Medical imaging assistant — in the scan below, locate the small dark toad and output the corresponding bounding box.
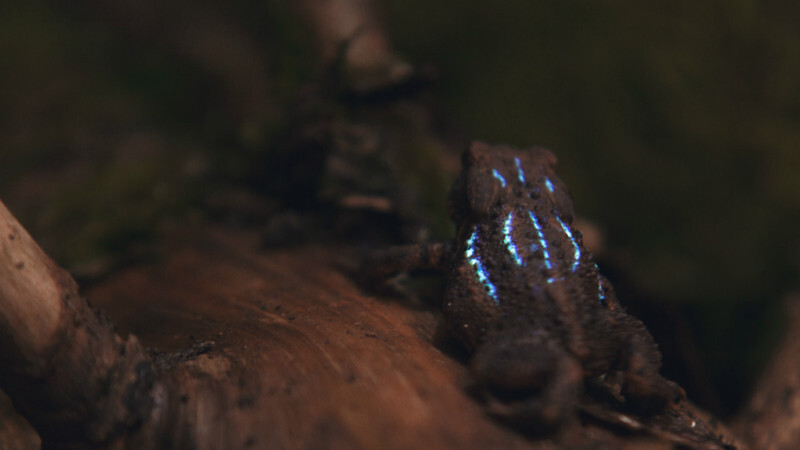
[364,142,684,428]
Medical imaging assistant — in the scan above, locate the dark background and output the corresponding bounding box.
[2,0,799,418]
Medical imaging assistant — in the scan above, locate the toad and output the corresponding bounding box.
[364,142,685,428]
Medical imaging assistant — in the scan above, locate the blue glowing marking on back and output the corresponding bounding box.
[514,157,526,184]
[555,216,581,272]
[594,263,606,304]
[529,211,556,283]
[503,211,523,266]
[492,169,507,188]
[466,228,499,302]
[544,177,555,194]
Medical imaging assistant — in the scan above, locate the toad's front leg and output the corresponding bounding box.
[359,242,453,281]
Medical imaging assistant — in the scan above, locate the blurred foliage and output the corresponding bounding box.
[0,0,318,274]
[1,0,799,415]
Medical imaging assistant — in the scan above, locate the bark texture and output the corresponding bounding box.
[0,200,154,446]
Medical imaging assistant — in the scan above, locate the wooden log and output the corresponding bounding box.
[84,228,539,449]
[0,199,154,446]
[0,198,537,448]
[0,199,738,448]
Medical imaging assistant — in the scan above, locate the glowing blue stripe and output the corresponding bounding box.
[514,157,526,184]
[503,211,523,266]
[529,211,555,283]
[594,263,606,304]
[555,216,581,272]
[544,177,555,194]
[492,169,507,188]
[466,228,498,302]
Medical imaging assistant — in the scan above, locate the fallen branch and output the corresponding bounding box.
[0,199,153,446]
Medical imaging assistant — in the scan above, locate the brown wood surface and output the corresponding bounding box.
[85,228,540,449]
[0,201,744,449]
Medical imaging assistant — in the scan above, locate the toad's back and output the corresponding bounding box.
[443,143,625,364]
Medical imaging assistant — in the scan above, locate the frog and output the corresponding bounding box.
[362,141,685,429]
